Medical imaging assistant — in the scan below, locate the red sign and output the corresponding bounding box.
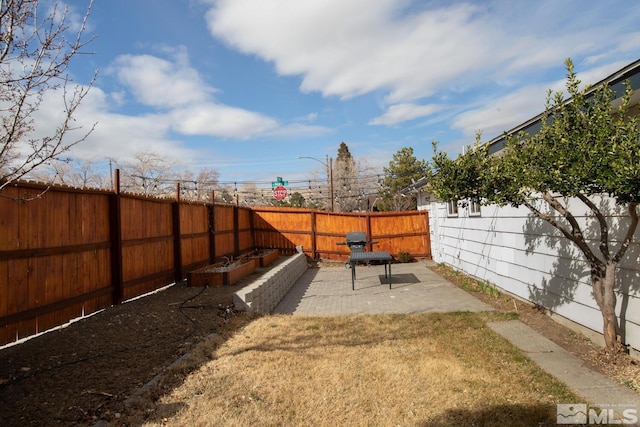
[273,185,288,200]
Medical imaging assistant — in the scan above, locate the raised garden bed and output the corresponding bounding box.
[249,249,280,268]
[187,258,257,287]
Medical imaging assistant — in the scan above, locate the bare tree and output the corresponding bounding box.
[304,170,331,210]
[175,167,220,201]
[235,182,258,206]
[29,157,108,188]
[118,151,177,196]
[0,0,96,192]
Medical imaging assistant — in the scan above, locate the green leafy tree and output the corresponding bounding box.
[287,192,305,207]
[428,59,640,351]
[379,147,429,211]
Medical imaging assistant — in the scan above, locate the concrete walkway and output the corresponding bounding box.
[488,320,640,420]
[274,262,639,420]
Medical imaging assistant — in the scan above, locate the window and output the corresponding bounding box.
[447,200,459,217]
[469,200,481,217]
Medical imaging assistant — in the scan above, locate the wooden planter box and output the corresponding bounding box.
[187,259,257,287]
[249,249,280,268]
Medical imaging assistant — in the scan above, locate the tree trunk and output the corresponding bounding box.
[592,261,619,351]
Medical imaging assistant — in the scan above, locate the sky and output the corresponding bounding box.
[40,0,640,188]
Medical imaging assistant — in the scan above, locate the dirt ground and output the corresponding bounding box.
[0,274,260,427]
[0,261,638,426]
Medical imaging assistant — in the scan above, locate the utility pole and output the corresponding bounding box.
[299,156,334,212]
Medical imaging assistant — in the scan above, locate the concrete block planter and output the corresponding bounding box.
[233,251,308,313]
[187,258,257,287]
[249,249,280,268]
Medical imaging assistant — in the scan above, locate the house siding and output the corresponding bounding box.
[427,198,640,352]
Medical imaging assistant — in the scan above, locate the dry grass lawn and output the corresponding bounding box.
[143,312,582,426]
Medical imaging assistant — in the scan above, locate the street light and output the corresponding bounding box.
[299,156,334,212]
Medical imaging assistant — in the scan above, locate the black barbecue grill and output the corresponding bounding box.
[344,231,369,252]
[341,231,393,290]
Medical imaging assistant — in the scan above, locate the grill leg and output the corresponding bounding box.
[351,261,356,290]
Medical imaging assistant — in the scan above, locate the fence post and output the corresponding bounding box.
[233,205,240,257]
[109,169,124,304]
[172,183,183,283]
[250,207,256,251]
[208,190,216,263]
[311,211,317,259]
[366,213,374,252]
[424,210,432,259]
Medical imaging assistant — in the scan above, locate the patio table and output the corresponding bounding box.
[349,250,393,290]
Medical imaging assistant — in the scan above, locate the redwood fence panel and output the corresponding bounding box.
[0,180,430,346]
[120,195,175,300]
[179,202,210,274]
[252,207,314,254]
[251,207,431,260]
[0,184,113,346]
[314,211,369,259]
[237,207,254,256]
[213,204,237,259]
[369,211,431,257]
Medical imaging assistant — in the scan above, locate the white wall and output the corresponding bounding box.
[426,197,640,352]
[416,190,431,211]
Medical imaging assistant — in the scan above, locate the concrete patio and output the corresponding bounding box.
[274,262,493,315]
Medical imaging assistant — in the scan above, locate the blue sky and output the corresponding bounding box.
[52,0,640,185]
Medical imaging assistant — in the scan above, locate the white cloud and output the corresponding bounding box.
[111,53,213,108]
[206,0,496,103]
[27,84,193,162]
[52,1,93,33]
[75,113,194,161]
[71,91,194,161]
[452,85,550,139]
[574,61,634,89]
[205,0,640,119]
[296,112,318,122]
[170,103,278,139]
[264,123,332,138]
[451,60,631,140]
[50,49,333,162]
[616,32,640,55]
[369,103,444,126]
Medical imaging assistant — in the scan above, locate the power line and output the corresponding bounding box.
[124,173,383,188]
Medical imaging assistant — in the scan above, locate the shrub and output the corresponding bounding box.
[397,251,414,263]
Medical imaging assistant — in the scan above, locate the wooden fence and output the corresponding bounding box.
[0,181,430,346]
[252,207,431,260]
